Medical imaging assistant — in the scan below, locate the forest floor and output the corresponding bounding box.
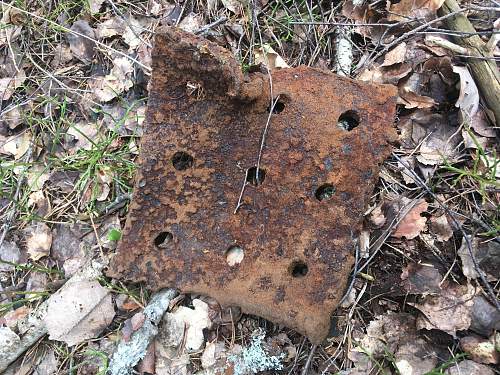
[0,0,499,374]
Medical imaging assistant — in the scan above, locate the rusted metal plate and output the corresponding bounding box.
[108,27,397,344]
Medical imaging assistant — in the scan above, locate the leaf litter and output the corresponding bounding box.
[0,0,499,373]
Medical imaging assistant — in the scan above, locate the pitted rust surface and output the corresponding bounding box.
[108,27,398,344]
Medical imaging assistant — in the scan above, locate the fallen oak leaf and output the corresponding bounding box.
[392,199,428,239]
[44,280,115,346]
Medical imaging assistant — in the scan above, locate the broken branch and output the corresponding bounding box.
[108,288,178,375]
[438,0,500,124]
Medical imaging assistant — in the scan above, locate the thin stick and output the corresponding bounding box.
[300,344,317,375]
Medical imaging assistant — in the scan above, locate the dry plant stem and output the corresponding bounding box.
[108,288,178,375]
[300,344,317,375]
[393,153,500,310]
[0,260,106,372]
[439,0,500,124]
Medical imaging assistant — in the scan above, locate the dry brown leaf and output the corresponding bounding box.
[89,0,105,14]
[429,214,453,242]
[44,280,115,346]
[470,296,500,337]
[415,118,461,166]
[24,222,52,261]
[0,8,23,47]
[413,283,476,336]
[392,199,428,239]
[445,360,494,375]
[3,306,30,329]
[398,89,436,109]
[178,12,203,33]
[357,63,412,85]
[122,16,145,51]
[0,106,23,130]
[0,131,31,159]
[51,223,91,274]
[51,44,74,68]
[381,42,407,67]
[90,57,134,102]
[368,204,386,228]
[457,236,479,280]
[221,0,243,14]
[255,44,289,70]
[101,101,146,136]
[27,164,50,191]
[0,240,21,272]
[33,349,59,375]
[67,20,96,64]
[401,262,443,295]
[388,0,445,22]
[0,68,26,101]
[162,299,212,352]
[95,17,125,38]
[66,122,100,151]
[351,313,437,374]
[460,335,499,364]
[470,110,496,138]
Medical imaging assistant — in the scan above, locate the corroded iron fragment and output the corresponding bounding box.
[108,27,397,344]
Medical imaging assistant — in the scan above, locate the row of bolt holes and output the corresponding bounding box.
[157,103,361,277]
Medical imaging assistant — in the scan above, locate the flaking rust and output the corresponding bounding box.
[108,27,397,344]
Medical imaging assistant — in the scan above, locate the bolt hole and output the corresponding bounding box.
[172,151,193,170]
[290,260,308,278]
[246,167,266,186]
[315,183,336,201]
[154,232,173,248]
[225,246,244,266]
[337,110,360,131]
[267,97,285,114]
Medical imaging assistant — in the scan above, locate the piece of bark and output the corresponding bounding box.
[439,0,500,124]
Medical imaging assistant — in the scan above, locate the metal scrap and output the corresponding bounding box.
[108,27,397,344]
